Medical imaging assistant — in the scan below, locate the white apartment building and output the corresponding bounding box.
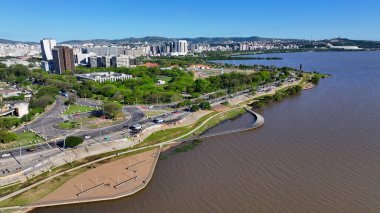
[178,40,188,55]
[40,38,57,60]
[114,55,134,68]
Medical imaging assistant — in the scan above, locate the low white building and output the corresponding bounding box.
[157,80,166,85]
[13,102,29,117]
[76,72,133,83]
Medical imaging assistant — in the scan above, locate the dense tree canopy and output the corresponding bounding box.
[0,130,17,143]
[0,62,295,107]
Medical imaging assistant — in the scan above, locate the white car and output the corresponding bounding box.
[1,153,11,158]
[84,135,91,139]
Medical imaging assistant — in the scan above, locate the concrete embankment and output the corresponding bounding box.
[174,106,264,142]
[244,106,265,128]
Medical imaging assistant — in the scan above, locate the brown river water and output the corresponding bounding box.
[34,51,380,213]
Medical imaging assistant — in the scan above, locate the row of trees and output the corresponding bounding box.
[190,101,211,112]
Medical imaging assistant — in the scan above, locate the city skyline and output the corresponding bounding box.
[1,0,380,41]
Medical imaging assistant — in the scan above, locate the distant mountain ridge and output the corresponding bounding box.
[0,39,38,45]
[60,36,302,45]
[0,36,300,45]
[1,37,379,49]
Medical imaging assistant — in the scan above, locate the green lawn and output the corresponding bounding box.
[139,111,218,147]
[0,131,44,150]
[57,121,80,129]
[63,104,95,115]
[189,107,246,137]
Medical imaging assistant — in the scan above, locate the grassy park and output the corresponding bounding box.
[0,131,44,150]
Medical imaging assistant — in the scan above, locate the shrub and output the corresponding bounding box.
[64,136,84,148]
[310,75,321,84]
[190,104,200,112]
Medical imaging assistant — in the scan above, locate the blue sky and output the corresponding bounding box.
[1,0,379,42]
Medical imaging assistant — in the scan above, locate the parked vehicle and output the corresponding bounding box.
[153,118,164,124]
[1,153,11,158]
[26,148,35,152]
[130,124,142,131]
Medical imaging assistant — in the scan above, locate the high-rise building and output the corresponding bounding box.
[102,56,112,67]
[52,46,75,75]
[88,56,98,68]
[178,40,188,55]
[40,38,56,61]
[112,55,135,68]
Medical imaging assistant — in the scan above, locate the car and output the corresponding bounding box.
[84,135,91,139]
[130,124,142,131]
[26,148,35,152]
[153,118,164,124]
[1,153,11,158]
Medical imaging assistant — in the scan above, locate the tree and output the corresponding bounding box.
[0,117,21,129]
[0,130,17,143]
[65,94,77,105]
[103,102,122,119]
[190,104,200,112]
[64,136,84,148]
[310,75,321,84]
[30,95,54,109]
[0,94,3,109]
[199,101,211,110]
[36,86,60,98]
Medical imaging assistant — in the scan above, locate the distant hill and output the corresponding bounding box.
[61,36,302,45]
[1,36,379,49]
[323,38,380,49]
[0,39,38,45]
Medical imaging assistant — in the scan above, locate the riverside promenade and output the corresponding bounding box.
[29,147,161,208]
[29,107,263,208]
[0,107,264,212]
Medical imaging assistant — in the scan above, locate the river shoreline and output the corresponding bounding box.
[0,74,319,211]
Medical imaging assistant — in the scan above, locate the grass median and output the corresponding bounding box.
[1,132,44,150]
[137,111,218,148]
[187,107,247,138]
[63,104,95,115]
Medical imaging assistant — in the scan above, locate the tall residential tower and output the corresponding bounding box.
[52,46,75,75]
[178,40,188,56]
[40,38,56,61]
